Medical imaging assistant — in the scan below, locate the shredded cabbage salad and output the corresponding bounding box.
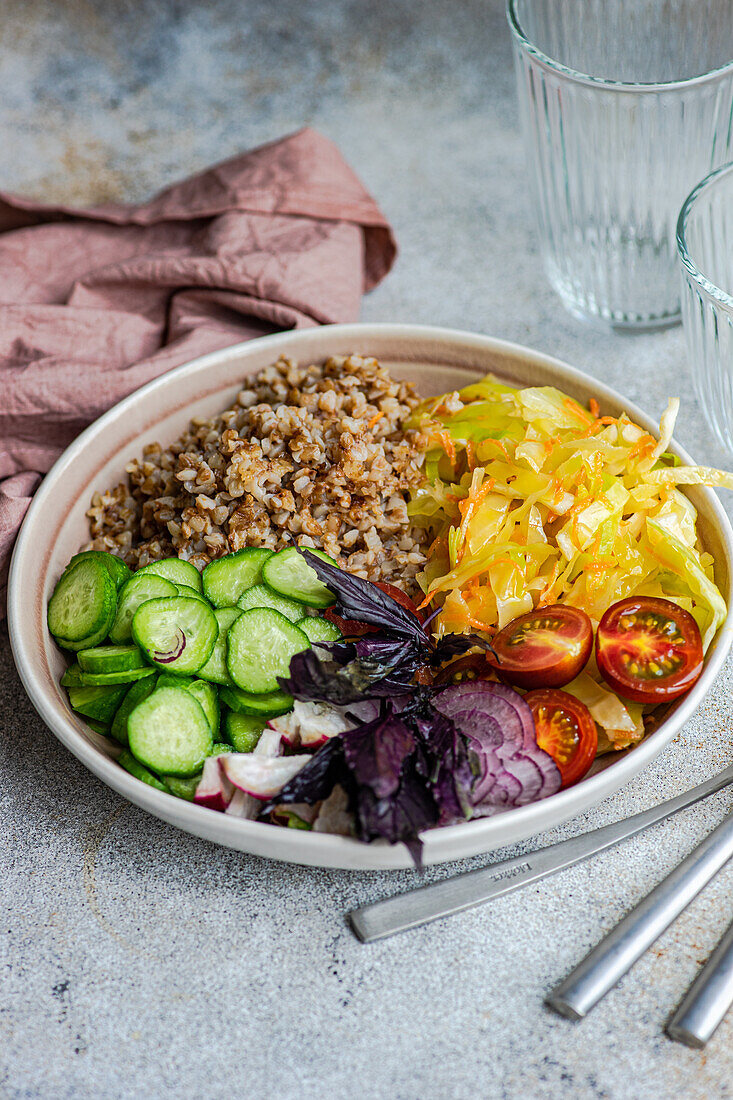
[407,377,732,752]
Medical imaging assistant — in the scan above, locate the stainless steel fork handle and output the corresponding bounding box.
[666,915,733,1048]
[546,813,733,1020]
[348,764,733,944]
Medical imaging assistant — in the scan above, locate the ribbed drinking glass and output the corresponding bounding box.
[507,0,733,330]
[678,163,733,455]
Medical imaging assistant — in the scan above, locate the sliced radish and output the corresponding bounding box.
[194,755,234,811]
[254,727,282,756]
[225,788,261,819]
[270,801,318,826]
[269,700,378,748]
[222,754,312,800]
[313,785,353,835]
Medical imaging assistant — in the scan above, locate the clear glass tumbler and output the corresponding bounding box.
[507,0,733,330]
[678,163,733,455]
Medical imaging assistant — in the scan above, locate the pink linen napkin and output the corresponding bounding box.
[0,127,396,606]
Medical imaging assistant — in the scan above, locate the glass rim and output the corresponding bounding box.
[507,0,733,92]
[677,162,733,309]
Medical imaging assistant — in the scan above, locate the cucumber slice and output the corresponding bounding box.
[211,742,233,755]
[224,711,265,752]
[84,717,111,736]
[187,680,220,737]
[55,619,118,653]
[128,687,213,776]
[65,550,132,591]
[162,773,200,801]
[220,685,293,718]
[174,583,210,604]
[48,559,117,643]
[296,616,342,644]
[137,557,203,591]
[196,606,241,685]
[261,547,337,608]
[226,608,309,693]
[79,667,156,686]
[202,548,273,608]
[67,682,128,724]
[109,573,178,644]
[110,674,158,746]
[237,583,305,623]
[78,645,147,675]
[155,673,194,689]
[61,663,83,688]
[132,597,218,674]
[118,749,170,793]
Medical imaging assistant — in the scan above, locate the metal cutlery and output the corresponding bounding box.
[348,763,733,944]
[546,811,733,1020]
[666,915,733,1048]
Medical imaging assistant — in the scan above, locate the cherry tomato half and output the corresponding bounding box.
[325,580,423,637]
[524,688,598,788]
[433,653,498,686]
[595,596,703,705]
[487,604,593,690]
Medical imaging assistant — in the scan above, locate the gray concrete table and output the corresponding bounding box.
[2,2,732,1097]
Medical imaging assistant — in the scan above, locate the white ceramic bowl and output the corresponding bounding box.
[9,324,733,869]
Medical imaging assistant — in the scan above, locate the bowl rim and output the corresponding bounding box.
[9,322,733,870]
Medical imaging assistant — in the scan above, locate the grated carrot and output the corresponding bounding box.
[439,431,456,464]
[563,397,594,426]
[367,410,384,431]
[589,398,600,419]
[466,441,476,470]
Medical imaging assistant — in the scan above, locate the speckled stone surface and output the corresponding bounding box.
[2,2,733,1097]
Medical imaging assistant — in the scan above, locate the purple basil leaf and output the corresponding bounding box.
[299,549,430,645]
[263,736,346,811]
[353,758,438,867]
[409,701,475,822]
[431,632,498,663]
[277,648,372,704]
[342,713,415,799]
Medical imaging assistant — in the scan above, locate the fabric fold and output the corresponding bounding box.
[0,127,397,605]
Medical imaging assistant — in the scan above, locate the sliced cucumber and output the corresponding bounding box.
[162,773,200,801]
[220,685,293,718]
[211,742,233,755]
[187,680,220,737]
[161,745,229,800]
[48,559,117,643]
[67,682,128,724]
[78,645,147,675]
[118,749,170,793]
[174,583,210,604]
[110,674,158,746]
[202,548,273,608]
[137,556,203,591]
[84,717,111,736]
[61,663,83,688]
[109,573,178,644]
[261,547,337,608]
[132,597,218,675]
[224,711,265,753]
[65,550,132,591]
[153,674,218,733]
[226,608,309,693]
[128,687,213,776]
[237,583,305,623]
[159,671,196,686]
[196,606,240,685]
[296,616,342,644]
[79,667,156,686]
